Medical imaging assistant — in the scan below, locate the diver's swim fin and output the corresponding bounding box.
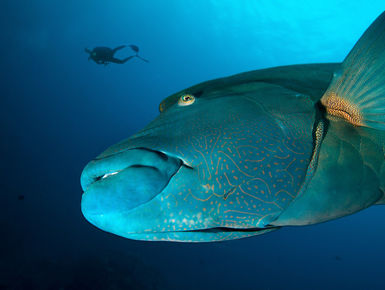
[321,11,385,130]
[135,54,149,63]
[128,44,149,62]
[129,44,139,53]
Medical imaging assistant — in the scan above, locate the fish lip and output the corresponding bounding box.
[81,147,188,193]
[131,226,275,235]
[119,226,279,241]
[95,146,193,168]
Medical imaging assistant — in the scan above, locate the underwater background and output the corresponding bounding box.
[1,1,385,289]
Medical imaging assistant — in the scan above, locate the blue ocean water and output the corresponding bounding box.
[1,1,385,289]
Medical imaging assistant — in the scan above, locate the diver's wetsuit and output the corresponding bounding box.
[85,45,135,65]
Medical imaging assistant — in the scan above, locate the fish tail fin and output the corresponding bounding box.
[321,11,385,130]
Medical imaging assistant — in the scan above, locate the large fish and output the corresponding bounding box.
[80,12,385,242]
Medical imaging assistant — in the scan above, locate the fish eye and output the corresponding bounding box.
[178,94,195,106]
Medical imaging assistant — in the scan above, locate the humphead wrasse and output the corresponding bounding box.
[80,12,385,242]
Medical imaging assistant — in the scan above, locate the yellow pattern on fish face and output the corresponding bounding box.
[151,94,315,231]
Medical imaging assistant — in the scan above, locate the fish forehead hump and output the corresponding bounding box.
[99,63,338,160]
[160,63,338,112]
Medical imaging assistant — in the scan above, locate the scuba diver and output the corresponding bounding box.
[85,45,149,65]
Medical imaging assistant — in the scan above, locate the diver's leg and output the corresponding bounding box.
[110,56,135,64]
[111,45,126,54]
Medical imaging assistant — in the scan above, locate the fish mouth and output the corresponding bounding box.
[81,147,184,193]
[80,148,183,216]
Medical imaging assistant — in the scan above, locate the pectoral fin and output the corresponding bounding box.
[321,11,385,130]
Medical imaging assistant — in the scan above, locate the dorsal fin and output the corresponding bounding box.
[321,11,385,130]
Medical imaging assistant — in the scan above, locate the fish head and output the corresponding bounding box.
[81,77,317,242]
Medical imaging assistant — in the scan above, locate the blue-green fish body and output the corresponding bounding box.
[80,12,385,242]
